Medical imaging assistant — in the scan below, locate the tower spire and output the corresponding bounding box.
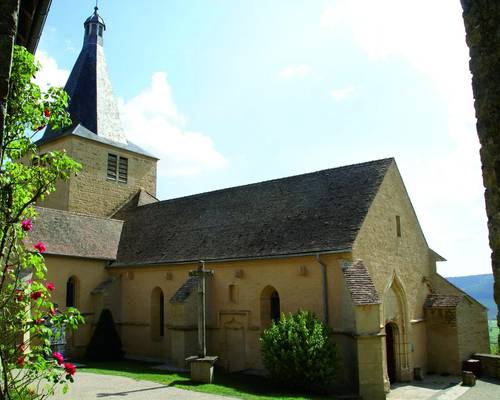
[38,6,127,144]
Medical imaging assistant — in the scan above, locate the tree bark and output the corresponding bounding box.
[461,0,500,347]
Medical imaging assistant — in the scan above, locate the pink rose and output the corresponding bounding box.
[21,219,32,231]
[64,362,76,376]
[53,352,64,365]
[45,282,55,291]
[34,242,46,253]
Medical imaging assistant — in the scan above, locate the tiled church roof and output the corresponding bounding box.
[170,276,199,304]
[29,207,123,260]
[424,294,463,308]
[113,158,394,267]
[342,260,381,305]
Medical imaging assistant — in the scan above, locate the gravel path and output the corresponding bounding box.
[457,378,500,400]
[50,372,238,400]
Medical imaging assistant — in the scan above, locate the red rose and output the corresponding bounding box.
[30,290,42,300]
[45,282,55,291]
[64,362,76,376]
[44,108,51,118]
[53,352,64,365]
[21,219,32,231]
[34,241,46,253]
[16,356,25,368]
[15,290,24,302]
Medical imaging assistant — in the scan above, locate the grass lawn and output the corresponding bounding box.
[489,320,499,354]
[79,360,330,400]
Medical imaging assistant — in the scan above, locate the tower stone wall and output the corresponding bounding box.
[461,0,500,338]
[38,136,156,217]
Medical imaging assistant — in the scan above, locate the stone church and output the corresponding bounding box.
[30,7,489,400]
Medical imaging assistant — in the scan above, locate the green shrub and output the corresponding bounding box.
[260,310,338,393]
[86,309,124,361]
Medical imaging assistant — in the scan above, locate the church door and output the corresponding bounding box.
[224,324,246,372]
[385,323,396,384]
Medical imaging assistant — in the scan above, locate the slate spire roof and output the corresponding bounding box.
[113,158,394,267]
[36,6,155,158]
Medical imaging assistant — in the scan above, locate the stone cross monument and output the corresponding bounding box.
[189,260,213,357]
[186,260,218,382]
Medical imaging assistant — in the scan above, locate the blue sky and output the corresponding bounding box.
[36,0,490,277]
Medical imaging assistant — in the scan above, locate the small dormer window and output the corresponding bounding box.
[107,153,128,183]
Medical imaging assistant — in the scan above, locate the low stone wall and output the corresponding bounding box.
[472,353,500,379]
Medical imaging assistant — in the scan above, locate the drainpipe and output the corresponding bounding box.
[315,254,329,325]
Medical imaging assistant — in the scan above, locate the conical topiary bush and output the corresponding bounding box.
[86,309,124,361]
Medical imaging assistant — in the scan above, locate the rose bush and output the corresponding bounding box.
[260,310,338,394]
[0,45,84,399]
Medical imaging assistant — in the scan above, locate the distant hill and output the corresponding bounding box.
[447,274,497,319]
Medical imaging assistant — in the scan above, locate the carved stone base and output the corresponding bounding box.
[186,356,218,383]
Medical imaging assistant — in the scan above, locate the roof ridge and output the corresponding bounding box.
[148,157,395,208]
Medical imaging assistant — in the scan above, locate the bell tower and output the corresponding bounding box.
[36,7,158,218]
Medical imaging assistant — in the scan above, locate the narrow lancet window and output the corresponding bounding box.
[396,215,401,238]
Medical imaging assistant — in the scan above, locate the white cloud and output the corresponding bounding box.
[119,72,228,177]
[331,86,357,102]
[34,50,69,91]
[279,64,311,79]
[320,0,489,276]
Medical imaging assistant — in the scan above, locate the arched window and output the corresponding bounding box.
[270,290,280,322]
[260,286,280,329]
[159,291,164,337]
[151,287,165,340]
[66,276,78,307]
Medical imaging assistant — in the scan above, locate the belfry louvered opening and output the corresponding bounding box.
[107,154,117,180]
[107,153,128,183]
[118,157,128,183]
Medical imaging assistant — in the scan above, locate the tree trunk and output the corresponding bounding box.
[461,0,500,348]
[0,0,20,161]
